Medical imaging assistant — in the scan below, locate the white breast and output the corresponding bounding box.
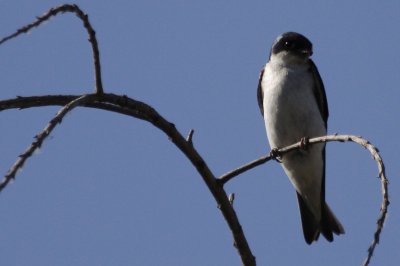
[261,60,326,149]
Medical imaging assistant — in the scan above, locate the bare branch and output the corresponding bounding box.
[0,93,256,266]
[218,134,389,266]
[0,4,103,95]
[0,94,93,191]
[0,94,146,121]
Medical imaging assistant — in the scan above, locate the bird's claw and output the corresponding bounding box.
[270,148,282,163]
[300,137,310,150]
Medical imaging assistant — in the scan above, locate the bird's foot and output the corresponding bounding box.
[300,137,310,150]
[270,148,282,163]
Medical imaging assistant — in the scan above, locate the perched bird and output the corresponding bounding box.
[257,32,345,244]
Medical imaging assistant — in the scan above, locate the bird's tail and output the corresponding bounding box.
[296,192,345,244]
[320,202,345,242]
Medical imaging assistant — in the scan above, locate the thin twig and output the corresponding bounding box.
[186,129,194,144]
[0,94,92,191]
[218,154,272,185]
[0,4,103,95]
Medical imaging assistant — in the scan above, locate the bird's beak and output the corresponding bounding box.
[301,50,313,56]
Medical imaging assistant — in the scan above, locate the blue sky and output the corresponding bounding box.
[1,1,399,265]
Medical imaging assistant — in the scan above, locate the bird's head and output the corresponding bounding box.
[270,32,313,65]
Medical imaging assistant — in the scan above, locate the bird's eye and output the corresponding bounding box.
[284,41,293,48]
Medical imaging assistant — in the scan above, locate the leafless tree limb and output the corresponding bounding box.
[218,134,389,266]
[0,4,103,95]
[0,4,389,266]
[0,93,257,266]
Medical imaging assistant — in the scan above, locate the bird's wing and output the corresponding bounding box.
[309,59,329,127]
[257,65,266,116]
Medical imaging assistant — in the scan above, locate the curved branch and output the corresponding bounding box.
[0,94,256,266]
[0,4,103,94]
[218,134,388,266]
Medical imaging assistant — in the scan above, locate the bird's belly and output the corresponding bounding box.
[262,74,326,149]
[261,67,327,215]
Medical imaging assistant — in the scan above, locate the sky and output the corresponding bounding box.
[0,1,399,265]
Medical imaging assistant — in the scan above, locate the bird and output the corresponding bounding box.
[257,32,345,244]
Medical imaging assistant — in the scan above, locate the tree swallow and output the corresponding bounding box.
[257,32,345,244]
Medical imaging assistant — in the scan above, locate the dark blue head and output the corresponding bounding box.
[271,32,313,58]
